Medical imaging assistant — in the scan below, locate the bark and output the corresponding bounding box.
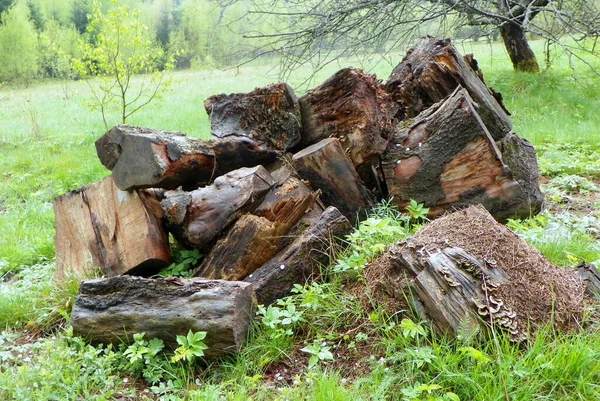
[500,23,541,73]
[381,88,539,222]
[292,138,374,222]
[575,262,600,299]
[71,276,256,358]
[161,166,276,250]
[245,206,352,305]
[386,37,512,140]
[299,68,395,167]
[95,125,215,191]
[53,176,170,280]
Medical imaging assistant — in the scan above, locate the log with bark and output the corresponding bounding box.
[386,37,512,141]
[245,206,352,305]
[161,166,276,250]
[53,176,170,280]
[71,276,257,358]
[292,138,374,222]
[299,68,395,168]
[95,125,216,191]
[381,87,541,221]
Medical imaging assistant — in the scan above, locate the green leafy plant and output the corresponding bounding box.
[158,248,202,278]
[300,340,334,368]
[400,382,460,401]
[545,174,600,194]
[405,199,430,222]
[171,330,208,363]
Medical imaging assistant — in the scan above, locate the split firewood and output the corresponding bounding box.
[299,68,395,167]
[292,138,374,222]
[245,206,352,305]
[71,276,257,359]
[381,87,540,221]
[161,166,276,250]
[53,176,170,280]
[386,37,512,140]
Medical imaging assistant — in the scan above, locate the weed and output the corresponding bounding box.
[157,248,202,278]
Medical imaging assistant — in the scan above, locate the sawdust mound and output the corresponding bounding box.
[364,205,585,338]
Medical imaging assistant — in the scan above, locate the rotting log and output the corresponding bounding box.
[71,276,257,358]
[53,176,170,280]
[299,68,395,167]
[381,87,541,221]
[292,138,374,222]
[575,262,600,299]
[386,37,512,140]
[161,166,276,250]
[245,206,352,305]
[95,125,216,191]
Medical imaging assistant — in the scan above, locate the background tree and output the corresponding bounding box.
[242,0,600,74]
[0,1,39,86]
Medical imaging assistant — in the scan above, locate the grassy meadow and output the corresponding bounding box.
[1,39,600,400]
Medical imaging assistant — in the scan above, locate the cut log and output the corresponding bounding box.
[53,176,170,280]
[71,276,256,358]
[575,262,600,299]
[365,205,584,340]
[386,37,512,140]
[381,87,540,221]
[245,206,352,305]
[292,138,374,222]
[161,166,276,249]
[299,68,395,167]
[95,125,216,191]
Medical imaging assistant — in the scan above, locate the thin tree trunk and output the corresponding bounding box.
[500,23,540,73]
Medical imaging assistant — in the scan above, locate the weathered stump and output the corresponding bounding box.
[71,276,257,358]
[53,176,170,280]
[299,68,395,167]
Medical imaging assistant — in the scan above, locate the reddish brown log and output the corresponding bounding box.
[292,138,374,222]
[95,125,215,191]
[53,176,170,280]
[386,37,512,140]
[381,88,541,221]
[161,166,276,250]
[245,206,352,305]
[299,68,395,167]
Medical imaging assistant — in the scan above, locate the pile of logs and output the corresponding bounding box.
[56,37,546,356]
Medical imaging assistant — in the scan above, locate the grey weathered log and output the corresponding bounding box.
[386,37,512,141]
[381,87,540,221]
[292,138,374,222]
[299,68,395,167]
[53,176,170,280]
[245,206,352,305]
[575,262,600,299]
[95,125,216,191]
[161,166,276,249]
[71,276,257,358]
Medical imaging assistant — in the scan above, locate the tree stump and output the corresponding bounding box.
[53,176,170,280]
[245,206,352,305]
[292,138,374,222]
[386,37,512,140]
[71,276,257,358]
[161,166,276,249]
[299,68,395,167]
[95,125,216,191]
[381,87,540,221]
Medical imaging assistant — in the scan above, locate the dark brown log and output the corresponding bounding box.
[161,166,276,249]
[245,206,352,305]
[381,87,539,221]
[386,37,512,140]
[292,138,374,222]
[95,125,216,191]
[53,176,170,280]
[71,276,256,358]
[299,68,395,167]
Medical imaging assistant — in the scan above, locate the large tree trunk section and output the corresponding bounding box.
[95,125,215,191]
[500,23,540,73]
[386,37,512,140]
[245,206,352,305]
[53,176,170,280]
[71,276,256,358]
[365,205,584,341]
[299,68,395,167]
[381,88,539,221]
[292,138,374,222]
[161,166,276,250]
